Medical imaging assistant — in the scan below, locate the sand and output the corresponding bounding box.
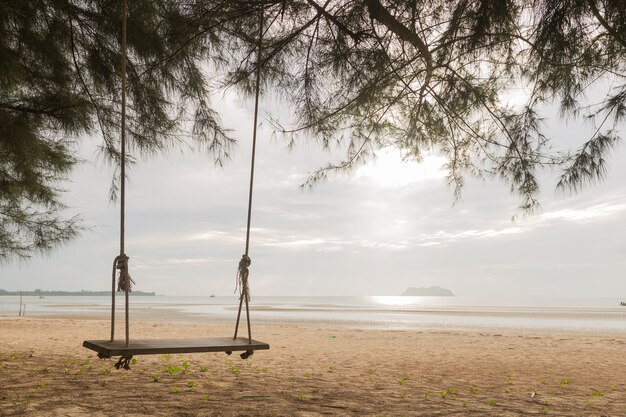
[1,317,625,416]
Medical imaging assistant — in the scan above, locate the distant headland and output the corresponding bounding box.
[0,289,156,296]
[401,286,455,296]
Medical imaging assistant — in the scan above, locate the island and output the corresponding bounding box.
[0,289,156,296]
[401,286,455,296]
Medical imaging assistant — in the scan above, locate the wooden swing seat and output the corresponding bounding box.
[83,337,269,358]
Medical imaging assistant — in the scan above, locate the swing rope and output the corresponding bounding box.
[109,0,264,349]
[110,0,131,347]
[234,0,265,344]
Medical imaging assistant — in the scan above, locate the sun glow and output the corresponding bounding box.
[356,147,447,188]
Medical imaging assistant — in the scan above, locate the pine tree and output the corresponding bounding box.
[0,0,233,262]
[190,0,625,210]
[2,0,625,261]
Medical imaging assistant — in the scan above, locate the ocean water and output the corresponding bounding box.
[1,295,625,334]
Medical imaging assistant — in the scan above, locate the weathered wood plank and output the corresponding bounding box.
[83,337,269,358]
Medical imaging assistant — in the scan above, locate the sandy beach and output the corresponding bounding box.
[1,317,625,416]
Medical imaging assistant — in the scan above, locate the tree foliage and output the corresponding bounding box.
[2,0,625,261]
[188,0,624,210]
[0,0,233,262]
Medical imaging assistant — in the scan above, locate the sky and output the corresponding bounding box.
[2,93,625,298]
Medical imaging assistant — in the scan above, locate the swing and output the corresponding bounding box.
[83,0,269,367]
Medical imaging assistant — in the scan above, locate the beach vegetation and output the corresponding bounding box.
[99,368,111,375]
[440,387,457,399]
[131,358,138,366]
[161,354,172,361]
[22,395,34,409]
[610,384,617,391]
[591,389,604,397]
[539,405,548,414]
[165,364,183,376]
[487,399,498,406]
[202,395,209,401]
[297,390,310,401]
[559,377,572,385]
[199,366,209,372]
[152,374,161,382]
[187,380,197,389]
[304,372,313,379]
[398,373,411,384]
[227,362,241,375]
[469,386,480,394]
[253,366,268,373]
[170,386,180,394]
[327,364,335,373]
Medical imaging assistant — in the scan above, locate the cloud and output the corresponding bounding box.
[371,194,626,250]
[134,258,212,269]
[418,226,526,246]
[539,201,626,222]
[186,230,242,243]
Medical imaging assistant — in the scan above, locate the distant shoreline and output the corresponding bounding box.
[0,289,155,296]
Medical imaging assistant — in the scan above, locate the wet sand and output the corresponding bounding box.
[1,317,625,416]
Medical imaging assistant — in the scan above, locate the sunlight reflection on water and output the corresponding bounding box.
[370,296,425,307]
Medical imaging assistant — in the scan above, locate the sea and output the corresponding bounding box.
[1,295,625,334]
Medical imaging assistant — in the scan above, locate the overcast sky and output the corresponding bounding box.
[3,92,625,298]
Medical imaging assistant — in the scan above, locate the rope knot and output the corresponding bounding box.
[235,254,251,302]
[114,355,133,370]
[114,254,134,293]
